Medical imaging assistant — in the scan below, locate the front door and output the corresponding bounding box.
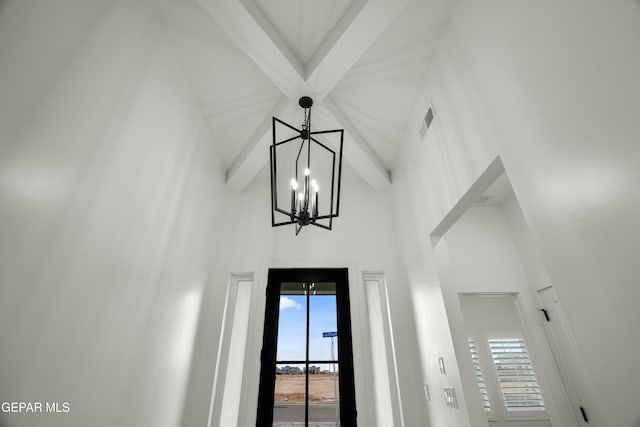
[256,268,357,426]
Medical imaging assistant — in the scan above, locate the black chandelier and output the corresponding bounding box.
[270,96,344,235]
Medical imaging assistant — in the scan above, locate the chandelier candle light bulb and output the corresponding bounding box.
[290,179,298,215]
[303,168,310,211]
[311,180,319,216]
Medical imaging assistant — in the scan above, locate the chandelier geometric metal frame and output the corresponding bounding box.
[270,96,344,235]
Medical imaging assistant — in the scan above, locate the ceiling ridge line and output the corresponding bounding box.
[196,0,302,98]
[203,0,403,193]
[302,0,369,81]
[238,0,305,80]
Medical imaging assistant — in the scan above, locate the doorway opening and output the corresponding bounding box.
[460,294,551,426]
[256,268,357,427]
[430,158,586,426]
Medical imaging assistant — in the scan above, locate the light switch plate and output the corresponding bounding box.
[438,356,446,374]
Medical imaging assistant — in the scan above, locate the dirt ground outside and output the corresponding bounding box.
[274,374,340,405]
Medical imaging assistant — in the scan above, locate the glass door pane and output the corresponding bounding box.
[273,363,306,425]
[274,282,307,425]
[257,269,357,427]
[308,282,340,425]
[277,282,307,361]
[309,282,338,361]
[308,366,340,426]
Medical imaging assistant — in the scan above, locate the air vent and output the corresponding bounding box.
[419,107,435,140]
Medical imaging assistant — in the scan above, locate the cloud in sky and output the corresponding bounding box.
[280,296,302,311]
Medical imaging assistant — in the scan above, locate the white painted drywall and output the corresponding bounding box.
[436,204,577,427]
[204,164,429,427]
[393,1,640,425]
[0,2,230,426]
[391,147,474,427]
[3,1,638,426]
[449,5,640,425]
[502,196,605,426]
[0,2,427,425]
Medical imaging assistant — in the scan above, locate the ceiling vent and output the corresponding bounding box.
[419,106,435,140]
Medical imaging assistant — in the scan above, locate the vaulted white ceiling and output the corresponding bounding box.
[156,0,453,192]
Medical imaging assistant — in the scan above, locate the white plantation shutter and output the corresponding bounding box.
[488,338,545,412]
[468,337,491,412]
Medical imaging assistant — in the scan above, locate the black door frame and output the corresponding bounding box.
[256,268,357,426]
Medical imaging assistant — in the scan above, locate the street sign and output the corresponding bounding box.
[322,331,338,338]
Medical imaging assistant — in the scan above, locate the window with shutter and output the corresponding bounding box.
[488,338,545,412]
[468,337,491,412]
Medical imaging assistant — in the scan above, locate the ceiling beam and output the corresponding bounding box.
[196,0,303,98]
[301,0,368,81]
[304,0,412,99]
[321,97,390,192]
[226,96,290,192]
[199,0,403,193]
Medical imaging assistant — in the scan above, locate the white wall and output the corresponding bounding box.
[436,204,576,427]
[0,2,427,426]
[393,1,640,426]
[4,1,638,426]
[502,195,606,427]
[0,1,230,426]
[192,165,430,427]
[391,149,474,427]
